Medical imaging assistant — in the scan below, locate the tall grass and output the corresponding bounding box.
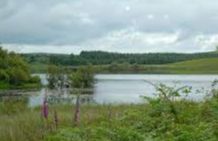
[0,110,45,141]
[0,85,218,141]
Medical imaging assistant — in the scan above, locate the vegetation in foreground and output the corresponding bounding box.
[0,83,218,141]
[0,47,41,90]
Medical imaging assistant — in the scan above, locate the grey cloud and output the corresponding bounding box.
[1,0,218,52]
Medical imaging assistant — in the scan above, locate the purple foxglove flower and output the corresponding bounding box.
[41,98,49,119]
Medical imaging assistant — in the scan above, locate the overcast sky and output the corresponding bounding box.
[1,0,218,54]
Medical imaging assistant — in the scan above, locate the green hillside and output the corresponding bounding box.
[166,58,218,74]
[23,51,218,66]
[28,57,218,74]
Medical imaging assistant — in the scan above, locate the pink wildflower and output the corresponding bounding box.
[41,98,49,119]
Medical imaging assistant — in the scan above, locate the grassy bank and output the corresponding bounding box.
[1,90,218,141]
[0,81,41,90]
[166,58,218,74]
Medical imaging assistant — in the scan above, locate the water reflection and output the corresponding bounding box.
[28,88,95,107]
[47,94,95,105]
[1,74,218,107]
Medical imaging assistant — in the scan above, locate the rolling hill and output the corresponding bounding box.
[165,58,218,74]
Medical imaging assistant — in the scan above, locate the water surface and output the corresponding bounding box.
[2,74,218,106]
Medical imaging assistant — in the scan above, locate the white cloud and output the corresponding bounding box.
[125,6,131,11]
[163,14,169,20]
[195,34,218,51]
[2,44,82,54]
[1,0,218,53]
[3,28,217,54]
[78,28,182,53]
[147,14,154,20]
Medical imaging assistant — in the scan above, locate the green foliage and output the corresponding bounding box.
[0,109,46,141]
[69,66,94,88]
[46,126,145,141]
[8,67,29,85]
[0,82,218,141]
[23,50,218,67]
[47,65,70,89]
[23,51,218,74]
[0,69,9,81]
[79,51,218,65]
[0,96,28,115]
[47,65,60,89]
[0,47,41,89]
[47,65,94,89]
[1,92,218,141]
[0,81,10,89]
[29,75,41,83]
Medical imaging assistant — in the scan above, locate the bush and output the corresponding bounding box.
[69,66,94,88]
[46,126,146,141]
[29,76,41,84]
[8,67,30,85]
[0,47,40,89]
[0,69,9,81]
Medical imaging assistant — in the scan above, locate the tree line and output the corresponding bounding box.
[23,50,218,66]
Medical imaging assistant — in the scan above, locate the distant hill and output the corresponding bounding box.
[22,51,218,66]
[24,51,218,74]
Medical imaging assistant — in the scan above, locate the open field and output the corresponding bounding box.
[166,58,218,74]
[93,58,218,74]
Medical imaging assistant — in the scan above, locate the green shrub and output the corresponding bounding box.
[46,126,145,141]
[69,66,94,88]
[0,97,28,115]
[29,76,41,83]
